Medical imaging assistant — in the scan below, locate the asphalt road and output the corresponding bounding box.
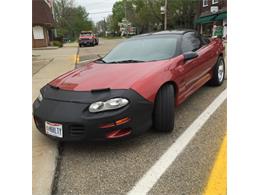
[53,38,227,195]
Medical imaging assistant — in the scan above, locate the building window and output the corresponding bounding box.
[203,0,208,7]
[212,0,219,4]
[33,26,44,40]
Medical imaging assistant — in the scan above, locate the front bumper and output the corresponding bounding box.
[33,85,153,141]
[79,39,94,46]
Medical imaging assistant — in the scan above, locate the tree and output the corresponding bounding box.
[53,0,93,40]
[110,1,125,32]
[131,0,162,33]
[167,0,198,29]
[106,15,114,33]
[108,0,198,34]
[70,6,94,37]
[96,19,107,36]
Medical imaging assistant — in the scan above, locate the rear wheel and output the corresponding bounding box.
[208,56,225,86]
[153,84,175,132]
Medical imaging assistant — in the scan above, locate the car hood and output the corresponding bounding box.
[80,36,93,39]
[49,60,170,91]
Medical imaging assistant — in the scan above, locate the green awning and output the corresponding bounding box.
[195,15,216,24]
[215,12,227,21]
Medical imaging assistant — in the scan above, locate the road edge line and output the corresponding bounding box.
[203,135,227,195]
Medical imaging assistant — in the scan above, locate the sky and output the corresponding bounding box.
[75,0,118,23]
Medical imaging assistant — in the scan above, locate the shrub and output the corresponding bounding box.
[52,40,63,47]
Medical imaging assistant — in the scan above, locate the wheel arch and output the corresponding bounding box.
[155,80,178,104]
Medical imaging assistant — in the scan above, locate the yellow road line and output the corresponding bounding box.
[70,54,79,64]
[204,135,227,195]
[76,55,80,64]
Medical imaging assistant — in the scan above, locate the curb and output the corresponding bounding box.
[51,142,64,195]
[33,47,59,50]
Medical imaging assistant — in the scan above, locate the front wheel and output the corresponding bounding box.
[153,84,175,132]
[208,56,225,86]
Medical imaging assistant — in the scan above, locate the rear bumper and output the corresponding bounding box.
[33,85,153,141]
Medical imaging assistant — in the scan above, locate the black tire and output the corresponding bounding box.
[79,44,81,47]
[153,84,175,132]
[208,56,225,86]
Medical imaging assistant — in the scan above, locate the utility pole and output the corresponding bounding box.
[123,0,129,37]
[164,0,167,30]
[124,0,127,20]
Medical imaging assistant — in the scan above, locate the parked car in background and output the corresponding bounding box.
[63,37,70,43]
[33,30,225,141]
[79,31,99,47]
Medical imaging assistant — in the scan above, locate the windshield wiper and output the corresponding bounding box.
[108,59,145,63]
[95,58,107,63]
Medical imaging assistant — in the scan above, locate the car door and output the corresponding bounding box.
[180,32,203,92]
[196,34,216,80]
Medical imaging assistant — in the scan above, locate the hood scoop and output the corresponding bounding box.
[91,88,110,93]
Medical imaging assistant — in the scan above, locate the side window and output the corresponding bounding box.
[200,35,211,45]
[182,32,201,53]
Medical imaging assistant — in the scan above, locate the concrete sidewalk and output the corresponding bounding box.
[32,46,77,195]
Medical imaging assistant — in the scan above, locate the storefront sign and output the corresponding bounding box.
[211,6,219,13]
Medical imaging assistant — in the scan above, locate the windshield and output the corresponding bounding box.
[80,32,92,36]
[102,36,178,63]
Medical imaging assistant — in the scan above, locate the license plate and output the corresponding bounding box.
[45,121,63,138]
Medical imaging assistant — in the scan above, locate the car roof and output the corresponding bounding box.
[132,29,196,38]
[81,31,92,33]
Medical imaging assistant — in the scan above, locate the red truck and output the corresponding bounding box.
[79,31,99,47]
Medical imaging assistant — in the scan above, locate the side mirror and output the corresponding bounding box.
[183,51,198,61]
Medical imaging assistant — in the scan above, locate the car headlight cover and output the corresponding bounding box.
[89,98,129,113]
[38,92,43,102]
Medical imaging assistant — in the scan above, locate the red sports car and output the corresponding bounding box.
[33,30,225,141]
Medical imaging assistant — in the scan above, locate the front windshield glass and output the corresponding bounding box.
[81,32,92,36]
[102,36,179,63]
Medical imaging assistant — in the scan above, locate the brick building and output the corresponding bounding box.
[195,0,227,38]
[32,0,54,48]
